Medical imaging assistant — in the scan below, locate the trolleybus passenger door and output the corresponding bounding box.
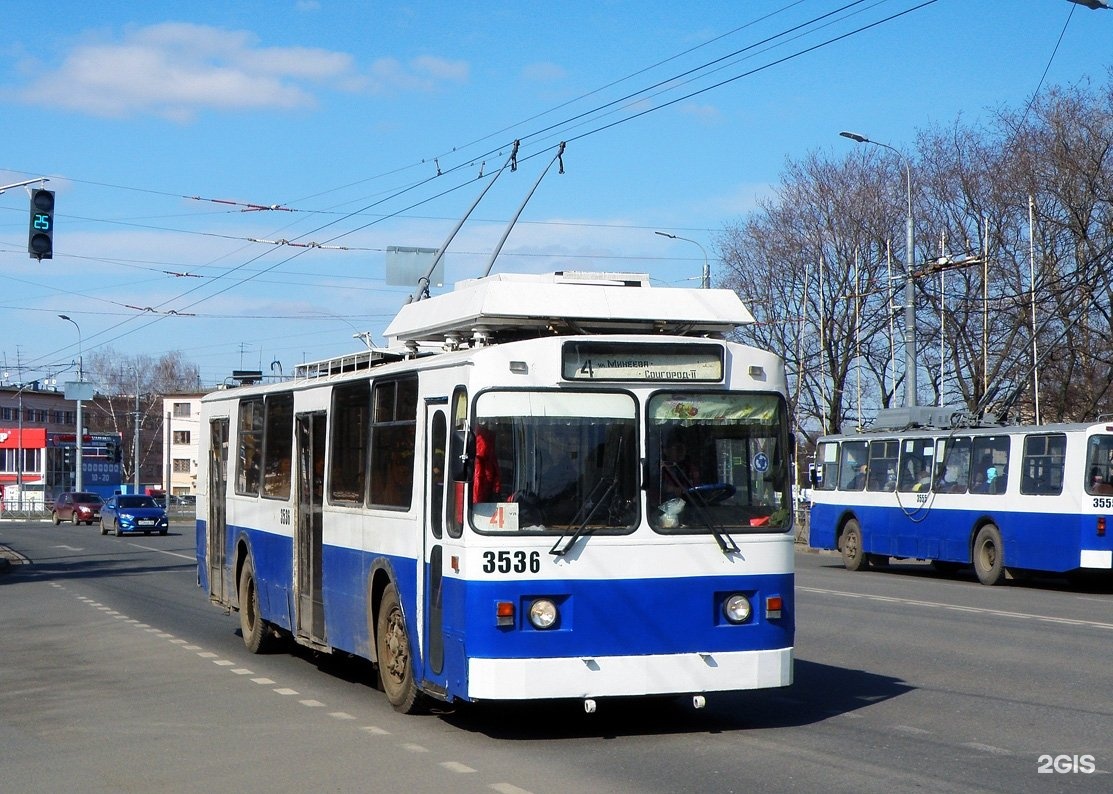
[207,418,229,603]
[422,404,449,683]
[294,412,327,646]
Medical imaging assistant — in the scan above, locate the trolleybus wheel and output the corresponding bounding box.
[239,559,276,653]
[376,583,424,714]
[973,524,1006,586]
[840,519,868,572]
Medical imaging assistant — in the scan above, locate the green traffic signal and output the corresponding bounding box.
[29,188,55,260]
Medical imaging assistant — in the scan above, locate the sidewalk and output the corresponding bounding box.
[0,543,29,574]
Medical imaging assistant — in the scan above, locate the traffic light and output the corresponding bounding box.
[28,188,55,260]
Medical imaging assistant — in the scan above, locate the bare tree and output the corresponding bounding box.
[719,70,1113,442]
[718,151,911,438]
[83,348,202,487]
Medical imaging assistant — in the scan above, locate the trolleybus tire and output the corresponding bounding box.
[973,524,1006,585]
[239,559,276,653]
[376,583,424,714]
[840,519,868,572]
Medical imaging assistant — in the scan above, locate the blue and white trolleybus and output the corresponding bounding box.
[196,271,794,712]
[809,419,1113,584]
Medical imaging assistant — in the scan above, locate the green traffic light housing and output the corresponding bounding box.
[29,188,55,260]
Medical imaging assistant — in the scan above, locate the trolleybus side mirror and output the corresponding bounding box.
[808,463,819,488]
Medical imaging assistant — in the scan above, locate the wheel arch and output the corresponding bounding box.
[365,557,402,665]
[835,509,861,548]
[967,515,1000,564]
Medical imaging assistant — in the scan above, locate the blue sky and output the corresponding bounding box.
[2,0,1111,386]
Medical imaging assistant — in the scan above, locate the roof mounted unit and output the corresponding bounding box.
[383,271,752,346]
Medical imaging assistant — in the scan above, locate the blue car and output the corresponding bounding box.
[100,494,169,536]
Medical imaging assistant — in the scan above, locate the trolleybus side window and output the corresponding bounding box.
[369,376,418,509]
[1085,434,1113,495]
[262,392,294,499]
[970,436,1009,495]
[866,439,898,491]
[329,380,370,504]
[447,387,467,538]
[1021,433,1066,495]
[897,437,935,492]
[814,441,839,491]
[236,397,264,496]
[839,440,868,490]
[934,436,970,492]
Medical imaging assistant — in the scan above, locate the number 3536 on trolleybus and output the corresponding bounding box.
[196,271,794,713]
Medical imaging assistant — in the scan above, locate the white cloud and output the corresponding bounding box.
[366,55,469,94]
[679,101,722,124]
[11,22,442,121]
[520,62,567,83]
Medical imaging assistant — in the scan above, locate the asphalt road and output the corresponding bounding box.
[2,518,1111,793]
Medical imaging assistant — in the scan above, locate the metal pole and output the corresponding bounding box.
[840,131,917,407]
[59,315,83,491]
[134,369,141,493]
[654,232,710,288]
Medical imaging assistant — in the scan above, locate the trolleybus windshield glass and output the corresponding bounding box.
[647,392,788,532]
[471,391,637,533]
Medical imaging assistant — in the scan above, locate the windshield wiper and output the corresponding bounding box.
[550,436,625,557]
[662,463,740,555]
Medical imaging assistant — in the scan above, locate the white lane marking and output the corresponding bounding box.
[798,586,1113,631]
[212,659,235,667]
[230,668,254,675]
[274,687,299,696]
[300,699,326,708]
[361,726,390,735]
[490,784,534,794]
[963,742,1011,756]
[441,761,477,774]
[126,542,195,561]
[53,545,84,551]
[252,677,276,685]
[402,743,429,753]
[329,712,356,720]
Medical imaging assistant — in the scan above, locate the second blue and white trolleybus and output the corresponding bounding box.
[196,271,795,712]
[809,418,1113,584]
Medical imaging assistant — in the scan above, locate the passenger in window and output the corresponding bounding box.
[845,464,867,490]
[661,433,702,498]
[472,425,501,503]
[912,465,932,492]
[1090,467,1113,495]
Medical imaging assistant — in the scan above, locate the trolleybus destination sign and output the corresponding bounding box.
[562,341,723,382]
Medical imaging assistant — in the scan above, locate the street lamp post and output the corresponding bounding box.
[654,231,710,289]
[59,314,84,491]
[840,131,917,408]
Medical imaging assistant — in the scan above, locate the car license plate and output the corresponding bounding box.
[138,519,155,526]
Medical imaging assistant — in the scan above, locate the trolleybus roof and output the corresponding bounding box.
[383,271,753,345]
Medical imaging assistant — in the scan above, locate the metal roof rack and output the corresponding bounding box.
[294,348,407,380]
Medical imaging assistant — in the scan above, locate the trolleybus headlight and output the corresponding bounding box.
[528,598,559,629]
[723,593,752,624]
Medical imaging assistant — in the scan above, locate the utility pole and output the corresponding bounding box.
[59,315,84,491]
[134,368,141,494]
